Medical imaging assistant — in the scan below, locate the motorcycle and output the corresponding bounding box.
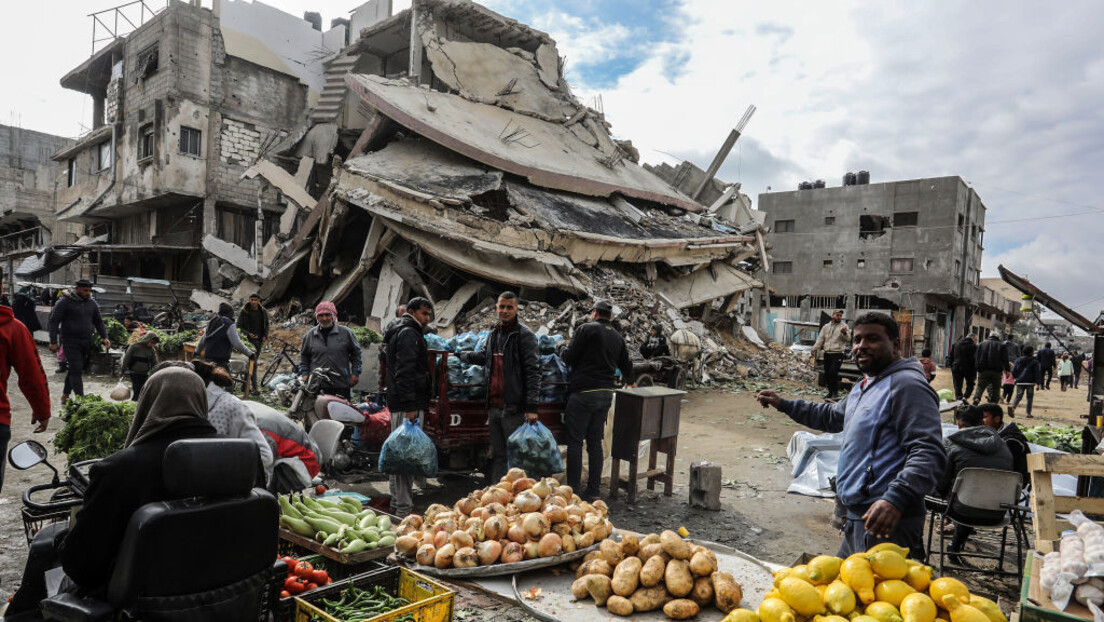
[277,367,390,475]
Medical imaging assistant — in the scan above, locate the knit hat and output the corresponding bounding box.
[315,301,337,319]
[218,302,235,317]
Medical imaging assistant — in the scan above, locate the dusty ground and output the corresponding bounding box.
[0,351,1095,618]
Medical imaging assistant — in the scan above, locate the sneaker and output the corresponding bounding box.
[1007,406,1015,418]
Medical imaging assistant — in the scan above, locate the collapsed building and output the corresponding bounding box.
[31,0,776,377]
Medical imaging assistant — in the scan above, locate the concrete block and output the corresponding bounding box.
[689,462,722,511]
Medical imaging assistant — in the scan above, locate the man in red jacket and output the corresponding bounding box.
[0,267,52,492]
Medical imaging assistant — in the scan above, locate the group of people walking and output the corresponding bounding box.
[947,333,1089,417]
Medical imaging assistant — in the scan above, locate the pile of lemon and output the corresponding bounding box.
[721,544,1005,622]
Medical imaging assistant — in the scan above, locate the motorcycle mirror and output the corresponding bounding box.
[8,440,48,470]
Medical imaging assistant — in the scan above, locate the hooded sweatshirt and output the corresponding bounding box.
[120,331,160,375]
[779,357,947,519]
[0,306,51,427]
[937,426,1013,522]
[998,420,1030,485]
[383,313,430,413]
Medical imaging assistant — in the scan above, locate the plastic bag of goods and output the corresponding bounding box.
[668,328,702,361]
[507,421,564,477]
[378,419,438,477]
[424,334,452,352]
[110,382,132,401]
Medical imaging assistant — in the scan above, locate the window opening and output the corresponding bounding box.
[859,215,889,239]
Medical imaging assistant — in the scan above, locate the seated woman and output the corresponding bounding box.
[7,368,216,615]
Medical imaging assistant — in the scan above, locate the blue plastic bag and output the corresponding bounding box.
[507,421,563,478]
[378,419,438,477]
[424,334,452,352]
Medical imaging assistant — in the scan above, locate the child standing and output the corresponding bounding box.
[119,332,160,401]
[1001,368,1015,403]
[1058,353,1074,391]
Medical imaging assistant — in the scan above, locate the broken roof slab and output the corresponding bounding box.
[345,74,700,212]
[653,262,763,309]
[344,139,503,204]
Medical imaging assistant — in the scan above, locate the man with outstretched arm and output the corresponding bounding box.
[756,312,946,558]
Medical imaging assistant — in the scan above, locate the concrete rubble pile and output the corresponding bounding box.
[193,0,778,370]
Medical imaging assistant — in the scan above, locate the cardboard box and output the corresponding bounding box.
[1021,553,1094,622]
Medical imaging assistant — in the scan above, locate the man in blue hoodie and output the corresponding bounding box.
[757,312,946,557]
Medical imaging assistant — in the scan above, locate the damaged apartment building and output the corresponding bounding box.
[759,175,995,362]
[39,0,768,330]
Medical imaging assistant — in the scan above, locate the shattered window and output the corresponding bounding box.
[774,219,794,233]
[773,261,793,274]
[893,211,918,227]
[890,258,914,273]
[823,260,833,269]
[67,158,76,187]
[824,216,835,225]
[859,215,889,239]
[97,142,111,171]
[137,45,159,80]
[856,259,866,268]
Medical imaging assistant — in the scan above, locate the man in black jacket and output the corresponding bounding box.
[238,294,269,391]
[978,402,1030,486]
[48,279,109,403]
[559,300,634,499]
[947,334,977,401]
[1036,343,1057,390]
[459,291,540,482]
[972,334,1009,405]
[383,297,433,517]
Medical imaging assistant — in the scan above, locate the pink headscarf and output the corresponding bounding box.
[314,301,337,319]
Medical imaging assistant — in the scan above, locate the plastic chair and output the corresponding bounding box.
[309,419,344,470]
[924,467,1029,578]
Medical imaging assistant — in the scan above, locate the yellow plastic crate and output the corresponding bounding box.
[294,566,453,622]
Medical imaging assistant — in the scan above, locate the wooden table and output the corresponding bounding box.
[609,386,686,503]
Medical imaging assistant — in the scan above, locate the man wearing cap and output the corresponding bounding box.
[811,309,850,399]
[558,300,634,500]
[459,291,541,482]
[299,301,362,400]
[238,293,269,391]
[48,279,109,403]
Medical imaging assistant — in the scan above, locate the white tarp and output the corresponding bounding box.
[785,424,1078,498]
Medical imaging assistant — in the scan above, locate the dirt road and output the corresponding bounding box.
[1,350,1096,614]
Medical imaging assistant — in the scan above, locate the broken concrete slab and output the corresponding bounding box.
[742,325,767,349]
[232,278,261,303]
[241,159,315,211]
[191,289,231,313]
[652,261,762,309]
[345,74,701,212]
[258,247,309,300]
[207,257,224,291]
[262,237,282,267]
[370,256,406,321]
[345,139,503,204]
[534,43,560,91]
[293,156,314,188]
[203,234,270,278]
[432,281,483,331]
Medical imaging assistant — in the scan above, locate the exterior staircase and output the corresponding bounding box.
[310,53,358,124]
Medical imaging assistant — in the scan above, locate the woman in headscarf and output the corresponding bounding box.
[196,302,255,371]
[4,368,216,613]
[192,360,274,485]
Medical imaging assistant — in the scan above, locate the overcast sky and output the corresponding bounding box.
[3,1,1102,317]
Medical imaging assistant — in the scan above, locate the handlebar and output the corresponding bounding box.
[23,481,83,513]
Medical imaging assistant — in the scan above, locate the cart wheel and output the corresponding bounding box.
[669,368,688,391]
[636,374,654,387]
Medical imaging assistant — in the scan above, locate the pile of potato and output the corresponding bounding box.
[392,468,614,569]
[571,529,743,620]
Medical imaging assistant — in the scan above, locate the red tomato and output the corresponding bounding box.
[306,582,318,591]
[293,561,314,579]
[280,590,291,599]
[280,556,298,572]
[309,569,330,585]
[283,577,307,594]
[315,485,327,495]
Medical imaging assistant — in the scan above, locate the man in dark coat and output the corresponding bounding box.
[640,324,670,359]
[937,405,1014,552]
[237,294,269,391]
[48,279,109,403]
[12,289,40,332]
[298,301,361,400]
[978,402,1030,487]
[972,334,1009,405]
[1009,346,1042,418]
[383,297,433,516]
[559,300,634,499]
[1036,343,1057,390]
[197,302,255,371]
[947,334,977,401]
[459,291,540,482]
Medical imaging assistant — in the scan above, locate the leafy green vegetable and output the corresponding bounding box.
[352,326,383,347]
[157,329,198,355]
[93,319,131,353]
[1022,424,1081,453]
[53,395,136,466]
